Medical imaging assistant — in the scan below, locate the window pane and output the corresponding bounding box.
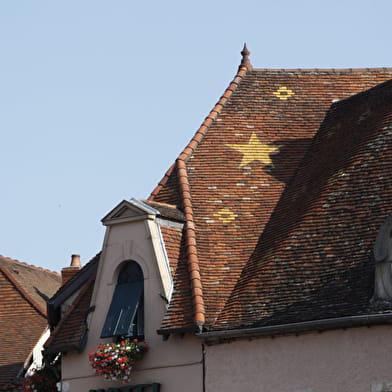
[101,281,143,338]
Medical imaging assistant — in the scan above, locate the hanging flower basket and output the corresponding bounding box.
[23,367,58,392]
[89,339,148,382]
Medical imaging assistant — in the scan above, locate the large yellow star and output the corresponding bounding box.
[226,133,280,168]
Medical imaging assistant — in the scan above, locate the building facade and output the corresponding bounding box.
[45,46,392,392]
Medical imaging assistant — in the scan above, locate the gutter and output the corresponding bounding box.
[196,313,392,344]
[157,325,198,339]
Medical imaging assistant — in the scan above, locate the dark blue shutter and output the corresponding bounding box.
[100,281,143,338]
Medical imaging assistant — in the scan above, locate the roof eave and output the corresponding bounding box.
[197,313,392,345]
[157,324,199,338]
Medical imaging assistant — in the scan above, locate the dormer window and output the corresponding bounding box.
[100,261,144,339]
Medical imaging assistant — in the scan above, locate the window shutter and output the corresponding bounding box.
[101,281,143,338]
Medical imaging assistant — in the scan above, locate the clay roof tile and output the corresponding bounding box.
[151,48,392,332]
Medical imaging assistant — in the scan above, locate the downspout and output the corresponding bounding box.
[202,343,206,392]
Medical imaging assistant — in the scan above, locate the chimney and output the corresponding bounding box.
[61,254,82,285]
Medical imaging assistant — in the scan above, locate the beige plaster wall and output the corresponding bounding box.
[205,325,392,392]
[61,214,203,392]
[62,347,202,392]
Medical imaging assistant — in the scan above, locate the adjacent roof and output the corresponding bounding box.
[48,253,99,311]
[0,256,61,314]
[150,47,392,333]
[45,253,100,352]
[0,256,60,388]
[44,275,95,354]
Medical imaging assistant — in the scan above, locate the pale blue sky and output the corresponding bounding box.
[1,0,392,272]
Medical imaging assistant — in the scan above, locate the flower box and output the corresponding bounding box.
[89,339,148,382]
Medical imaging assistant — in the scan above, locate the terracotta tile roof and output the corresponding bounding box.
[45,275,95,353]
[159,226,194,331]
[0,257,60,386]
[160,226,184,279]
[0,376,24,392]
[150,48,392,332]
[149,163,182,207]
[43,49,392,345]
[214,78,392,330]
[0,255,61,314]
[45,253,100,351]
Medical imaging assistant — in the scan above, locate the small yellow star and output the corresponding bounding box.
[226,132,280,168]
[214,208,237,223]
[273,86,295,100]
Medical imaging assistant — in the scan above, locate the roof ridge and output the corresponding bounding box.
[140,199,179,209]
[0,254,60,276]
[0,264,46,317]
[149,53,249,200]
[331,76,392,106]
[252,67,392,72]
[176,159,205,330]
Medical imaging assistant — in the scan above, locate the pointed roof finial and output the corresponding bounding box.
[240,43,252,70]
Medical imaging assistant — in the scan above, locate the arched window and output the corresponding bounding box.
[100,261,144,339]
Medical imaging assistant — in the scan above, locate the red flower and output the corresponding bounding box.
[88,338,148,382]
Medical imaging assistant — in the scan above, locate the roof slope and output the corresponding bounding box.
[0,255,61,314]
[45,253,100,351]
[49,253,99,307]
[150,49,392,331]
[159,225,194,330]
[215,77,392,330]
[0,257,60,387]
[45,276,95,353]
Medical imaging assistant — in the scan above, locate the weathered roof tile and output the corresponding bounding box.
[151,56,392,331]
[0,256,60,386]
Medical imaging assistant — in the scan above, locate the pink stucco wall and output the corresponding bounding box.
[205,325,392,392]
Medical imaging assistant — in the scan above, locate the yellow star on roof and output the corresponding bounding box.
[226,132,280,168]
